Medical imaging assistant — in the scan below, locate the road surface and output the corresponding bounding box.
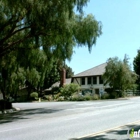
[0,97,140,140]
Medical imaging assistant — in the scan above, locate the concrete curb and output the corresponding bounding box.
[77,120,140,139]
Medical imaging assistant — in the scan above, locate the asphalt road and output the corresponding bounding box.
[0,97,140,140]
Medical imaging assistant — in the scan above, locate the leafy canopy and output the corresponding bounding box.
[0,0,102,100]
[103,55,137,92]
[133,49,140,89]
[0,0,102,59]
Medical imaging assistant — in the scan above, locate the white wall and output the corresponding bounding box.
[72,76,108,94]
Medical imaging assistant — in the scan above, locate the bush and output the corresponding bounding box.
[118,91,127,97]
[52,87,60,94]
[53,93,61,100]
[57,96,64,101]
[105,88,113,94]
[30,92,38,100]
[70,94,100,101]
[42,95,53,101]
[84,95,95,100]
[92,94,99,100]
[70,96,85,101]
[109,91,118,99]
[60,83,80,100]
[101,93,110,99]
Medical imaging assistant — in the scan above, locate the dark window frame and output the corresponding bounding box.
[81,77,85,85]
[99,75,103,84]
[93,76,97,84]
[87,77,91,85]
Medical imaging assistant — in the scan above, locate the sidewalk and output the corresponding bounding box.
[76,121,140,140]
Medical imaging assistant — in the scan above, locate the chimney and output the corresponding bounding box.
[60,68,66,87]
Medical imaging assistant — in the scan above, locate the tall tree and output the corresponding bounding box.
[0,51,26,100]
[103,55,137,96]
[43,61,74,89]
[0,0,102,58]
[0,0,102,101]
[133,49,140,89]
[65,65,74,78]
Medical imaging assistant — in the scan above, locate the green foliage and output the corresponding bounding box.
[42,95,53,101]
[70,96,85,101]
[0,0,102,58]
[70,94,99,101]
[101,93,110,99]
[74,14,102,52]
[103,55,137,95]
[60,83,80,100]
[109,91,119,99]
[92,94,99,100]
[30,92,38,100]
[65,65,74,78]
[0,51,26,99]
[52,87,60,95]
[133,49,140,89]
[43,61,61,89]
[0,0,102,100]
[26,68,40,88]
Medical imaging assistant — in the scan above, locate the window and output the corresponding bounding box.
[87,77,91,85]
[99,75,103,84]
[81,77,85,85]
[95,89,99,94]
[93,76,97,84]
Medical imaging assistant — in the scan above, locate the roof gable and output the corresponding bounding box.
[73,63,107,77]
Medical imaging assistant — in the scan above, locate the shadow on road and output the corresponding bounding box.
[0,108,63,124]
[70,124,140,140]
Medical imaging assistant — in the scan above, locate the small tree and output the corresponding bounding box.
[60,83,80,100]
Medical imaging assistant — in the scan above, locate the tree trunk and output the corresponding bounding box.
[60,68,66,87]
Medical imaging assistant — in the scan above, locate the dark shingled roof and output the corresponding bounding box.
[51,78,71,87]
[73,63,107,77]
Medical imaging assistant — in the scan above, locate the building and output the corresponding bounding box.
[71,63,109,95]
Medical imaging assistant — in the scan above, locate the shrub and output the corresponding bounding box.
[84,95,94,100]
[101,93,110,99]
[105,88,113,93]
[60,83,80,100]
[70,94,100,101]
[52,87,60,94]
[92,94,99,100]
[42,95,53,101]
[53,93,61,100]
[118,91,127,97]
[70,96,85,101]
[57,96,64,101]
[30,92,38,100]
[109,91,118,99]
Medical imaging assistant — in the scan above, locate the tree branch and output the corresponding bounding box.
[0,33,32,58]
[0,26,31,46]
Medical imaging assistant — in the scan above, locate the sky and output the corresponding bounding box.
[66,0,140,74]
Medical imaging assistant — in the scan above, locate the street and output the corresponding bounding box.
[0,97,140,140]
